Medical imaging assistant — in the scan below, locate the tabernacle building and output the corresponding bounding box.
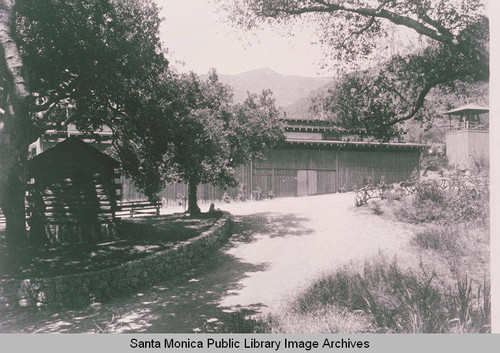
[29,118,426,204]
[154,118,426,203]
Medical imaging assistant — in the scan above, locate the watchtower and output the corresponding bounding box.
[444,104,489,170]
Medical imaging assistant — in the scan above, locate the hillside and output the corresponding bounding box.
[216,68,333,110]
[214,68,489,143]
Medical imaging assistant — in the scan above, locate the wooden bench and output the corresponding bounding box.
[116,200,161,218]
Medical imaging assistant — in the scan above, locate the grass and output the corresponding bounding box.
[220,170,490,333]
[0,212,221,279]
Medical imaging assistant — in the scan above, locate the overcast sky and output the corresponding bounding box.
[155,0,329,77]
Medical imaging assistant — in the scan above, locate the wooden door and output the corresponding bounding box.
[307,170,317,195]
[297,170,308,196]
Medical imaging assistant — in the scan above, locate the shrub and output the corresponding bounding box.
[412,225,460,254]
[252,187,263,200]
[293,255,490,333]
[216,310,270,333]
[221,192,231,203]
[396,172,489,226]
[235,184,247,202]
[371,201,383,215]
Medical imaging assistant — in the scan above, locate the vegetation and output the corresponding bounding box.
[220,169,490,333]
[115,70,284,215]
[218,0,489,139]
[0,0,285,251]
[0,213,220,279]
[0,0,168,247]
[396,172,489,226]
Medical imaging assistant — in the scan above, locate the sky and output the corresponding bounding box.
[155,0,329,77]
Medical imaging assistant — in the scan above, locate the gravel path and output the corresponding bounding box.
[0,193,415,333]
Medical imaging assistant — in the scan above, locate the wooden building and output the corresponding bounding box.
[136,118,425,205]
[29,119,425,207]
[26,137,121,245]
[251,141,422,197]
[444,104,489,170]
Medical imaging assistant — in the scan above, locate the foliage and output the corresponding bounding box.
[422,154,448,175]
[371,201,383,215]
[5,0,168,142]
[221,192,232,203]
[216,310,271,333]
[293,254,490,333]
[413,225,460,254]
[0,0,168,244]
[114,70,284,213]
[252,186,263,200]
[217,0,489,140]
[397,172,488,225]
[235,184,247,202]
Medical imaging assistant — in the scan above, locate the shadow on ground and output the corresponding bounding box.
[229,212,313,243]
[0,211,313,333]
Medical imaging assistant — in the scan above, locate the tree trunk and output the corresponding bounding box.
[0,0,32,247]
[187,179,201,215]
[0,170,28,248]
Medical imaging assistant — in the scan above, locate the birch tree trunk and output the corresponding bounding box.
[0,0,32,248]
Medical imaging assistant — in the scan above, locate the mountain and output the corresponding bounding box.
[216,68,334,112]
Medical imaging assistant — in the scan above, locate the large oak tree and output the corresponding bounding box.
[217,0,489,139]
[0,0,168,247]
[115,70,285,215]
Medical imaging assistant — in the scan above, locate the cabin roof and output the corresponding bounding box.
[443,104,489,115]
[29,136,119,171]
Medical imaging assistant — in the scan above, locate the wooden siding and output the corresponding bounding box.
[317,170,337,194]
[468,131,489,167]
[27,138,120,244]
[122,146,420,203]
[446,131,470,169]
[254,148,337,170]
[122,164,252,206]
[337,150,420,190]
[446,130,489,169]
[284,132,323,140]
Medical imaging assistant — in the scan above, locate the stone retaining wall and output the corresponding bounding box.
[0,212,231,310]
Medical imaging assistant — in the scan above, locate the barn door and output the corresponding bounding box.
[307,170,317,195]
[297,170,308,196]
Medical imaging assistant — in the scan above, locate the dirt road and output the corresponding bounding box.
[0,193,414,333]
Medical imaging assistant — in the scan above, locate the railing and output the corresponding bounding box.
[115,200,161,218]
[446,122,488,132]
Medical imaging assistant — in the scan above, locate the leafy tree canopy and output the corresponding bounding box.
[0,0,168,245]
[114,70,285,214]
[11,0,167,136]
[217,0,489,139]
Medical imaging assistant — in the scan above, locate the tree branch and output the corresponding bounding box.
[269,0,454,45]
[381,72,459,128]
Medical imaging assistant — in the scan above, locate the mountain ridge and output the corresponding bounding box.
[211,68,334,110]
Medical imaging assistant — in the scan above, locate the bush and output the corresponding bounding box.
[422,154,448,176]
[371,201,383,215]
[293,255,490,333]
[221,192,231,203]
[252,187,263,201]
[216,310,270,333]
[235,184,247,202]
[412,225,460,254]
[396,172,489,226]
